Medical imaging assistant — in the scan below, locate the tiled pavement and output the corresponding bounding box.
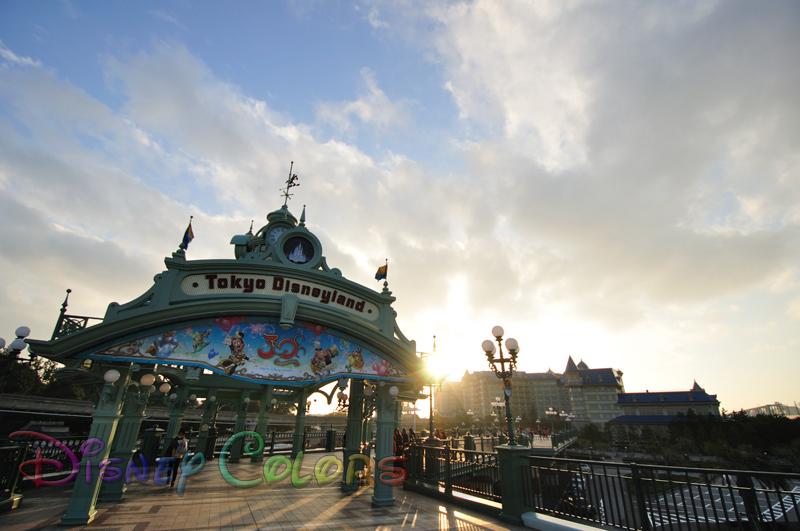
[1,452,525,531]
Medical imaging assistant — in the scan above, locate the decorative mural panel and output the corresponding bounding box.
[179,274,380,321]
[88,318,405,384]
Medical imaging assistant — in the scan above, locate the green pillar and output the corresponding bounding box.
[497,445,531,525]
[395,400,403,430]
[195,387,218,459]
[291,387,308,459]
[100,382,149,502]
[341,380,364,492]
[228,390,250,463]
[61,366,131,526]
[251,386,274,463]
[372,384,395,507]
[161,386,189,456]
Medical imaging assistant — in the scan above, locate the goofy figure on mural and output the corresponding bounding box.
[219,331,249,375]
[145,331,182,359]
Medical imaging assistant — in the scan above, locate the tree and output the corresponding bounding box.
[1,350,83,400]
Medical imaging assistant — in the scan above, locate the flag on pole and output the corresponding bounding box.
[375,259,388,281]
[179,216,194,250]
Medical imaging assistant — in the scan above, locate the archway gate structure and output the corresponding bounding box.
[27,201,425,525]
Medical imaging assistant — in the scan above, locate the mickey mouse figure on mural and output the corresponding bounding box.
[145,331,182,359]
[218,331,249,376]
[311,342,339,376]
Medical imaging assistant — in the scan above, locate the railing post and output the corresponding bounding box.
[630,464,652,531]
[269,430,276,456]
[444,443,452,496]
[497,443,531,525]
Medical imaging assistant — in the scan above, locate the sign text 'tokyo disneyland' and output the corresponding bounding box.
[88,317,406,384]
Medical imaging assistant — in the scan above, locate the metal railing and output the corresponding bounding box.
[12,436,91,481]
[522,455,800,530]
[0,444,27,505]
[406,442,502,502]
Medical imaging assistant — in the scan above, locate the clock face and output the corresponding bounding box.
[268,227,287,244]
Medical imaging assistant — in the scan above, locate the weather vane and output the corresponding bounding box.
[280,161,299,208]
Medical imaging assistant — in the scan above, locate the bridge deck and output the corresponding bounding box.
[0,451,525,531]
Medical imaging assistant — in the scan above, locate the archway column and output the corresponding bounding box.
[291,387,309,459]
[162,386,190,456]
[251,386,274,463]
[372,383,395,506]
[101,383,149,502]
[195,387,218,459]
[61,366,131,526]
[229,390,251,463]
[341,379,364,492]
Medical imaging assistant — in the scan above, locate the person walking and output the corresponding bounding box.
[166,429,189,487]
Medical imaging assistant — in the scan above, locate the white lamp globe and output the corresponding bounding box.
[208,395,217,402]
[10,338,27,352]
[363,385,374,396]
[103,369,121,383]
[159,383,171,394]
[505,338,519,352]
[140,374,156,387]
[481,340,496,354]
[189,394,197,401]
[244,397,251,403]
[389,386,400,397]
[15,326,31,338]
[491,325,504,338]
[169,393,178,400]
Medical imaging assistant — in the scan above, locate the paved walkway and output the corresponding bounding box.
[1,452,525,531]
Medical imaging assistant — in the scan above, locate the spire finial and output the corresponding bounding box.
[248,220,254,234]
[61,289,72,314]
[299,205,306,227]
[280,161,299,208]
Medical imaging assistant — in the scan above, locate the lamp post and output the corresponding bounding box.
[0,326,31,394]
[481,326,520,446]
[417,336,443,442]
[546,407,557,433]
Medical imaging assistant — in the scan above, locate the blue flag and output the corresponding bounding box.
[375,262,388,281]
[179,218,194,250]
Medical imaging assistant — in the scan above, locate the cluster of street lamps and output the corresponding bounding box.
[0,326,31,394]
[545,407,575,433]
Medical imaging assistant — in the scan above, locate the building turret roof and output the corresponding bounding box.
[565,356,580,373]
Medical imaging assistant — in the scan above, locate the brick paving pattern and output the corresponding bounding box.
[1,452,524,531]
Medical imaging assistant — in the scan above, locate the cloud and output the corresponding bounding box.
[0,40,42,67]
[147,10,189,31]
[316,68,412,133]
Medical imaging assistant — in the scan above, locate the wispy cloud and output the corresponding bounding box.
[0,40,42,67]
[316,68,412,133]
[147,10,189,31]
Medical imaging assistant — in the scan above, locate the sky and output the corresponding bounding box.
[1,1,799,415]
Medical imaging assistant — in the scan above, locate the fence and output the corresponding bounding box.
[406,442,502,502]
[4,435,91,485]
[522,455,800,530]
[0,444,27,511]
